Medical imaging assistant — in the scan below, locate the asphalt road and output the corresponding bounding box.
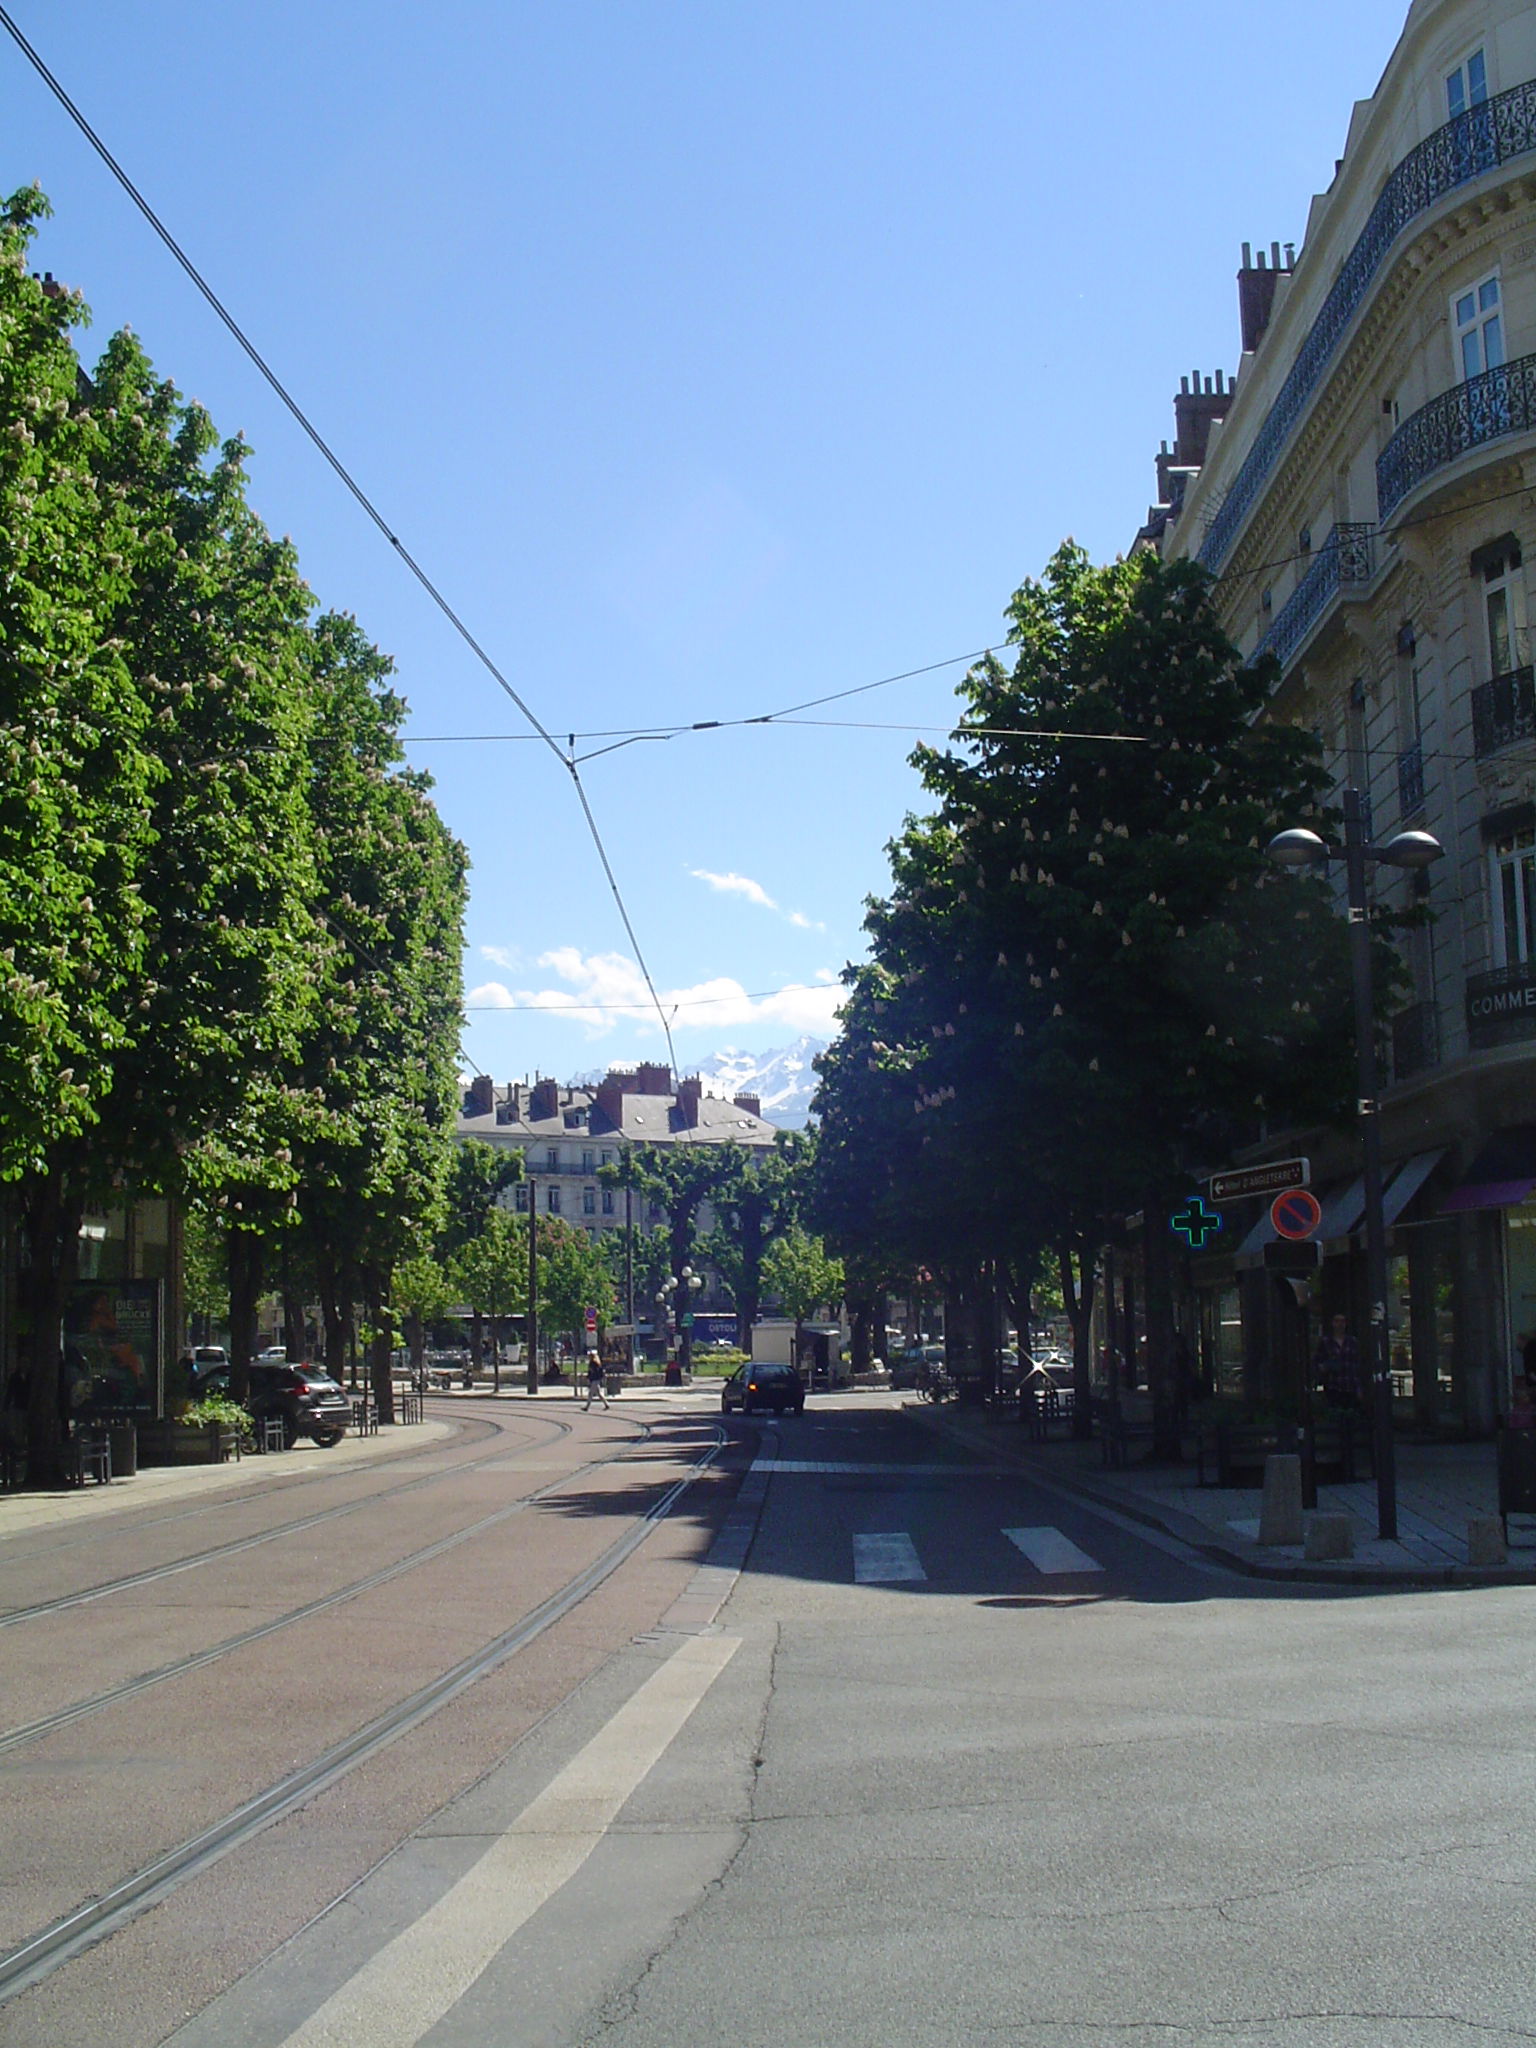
[5,1393,1536,2046]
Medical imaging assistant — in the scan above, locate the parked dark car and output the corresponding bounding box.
[722,1363,806,1417]
[192,1361,351,1448]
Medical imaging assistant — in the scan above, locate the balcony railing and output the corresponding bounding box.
[1377,353,1536,519]
[1396,742,1425,817]
[1471,664,1536,757]
[1254,523,1374,672]
[1391,999,1439,1083]
[1200,75,1536,570]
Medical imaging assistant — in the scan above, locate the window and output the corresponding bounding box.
[1491,828,1536,966]
[547,1186,561,1214]
[1446,47,1488,119]
[602,1189,614,1215]
[601,1150,613,1166]
[514,1186,529,1213]
[1480,541,1528,676]
[545,1146,560,1171]
[583,1187,596,1215]
[581,1149,595,1173]
[1454,273,1503,380]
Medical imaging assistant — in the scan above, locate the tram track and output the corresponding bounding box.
[0,1422,731,2006]
[0,1400,603,1630]
[0,1418,681,1756]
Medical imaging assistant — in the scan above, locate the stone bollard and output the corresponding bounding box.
[1257,1453,1305,1545]
[1304,1512,1355,1561]
[1467,1515,1508,1566]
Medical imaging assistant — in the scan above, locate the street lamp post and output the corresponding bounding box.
[1267,793,1442,1540]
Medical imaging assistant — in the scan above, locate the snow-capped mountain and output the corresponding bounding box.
[695,1037,827,1127]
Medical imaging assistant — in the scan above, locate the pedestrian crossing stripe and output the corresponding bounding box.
[853,1533,926,1582]
[1004,1526,1104,1574]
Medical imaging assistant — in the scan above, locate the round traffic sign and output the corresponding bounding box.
[1271,1187,1322,1241]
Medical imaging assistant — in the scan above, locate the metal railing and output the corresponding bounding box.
[1471,663,1536,757]
[1377,352,1536,519]
[1200,76,1536,569]
[1255,523,1374,672]
[1396,741,1425,817]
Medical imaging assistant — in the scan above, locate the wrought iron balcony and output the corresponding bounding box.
[1200,75,1536,570]
[1254,523,1374,673]
[1390,999,1439,1083]
[1377,353,1536,519]
[1471,664,1536,757]
[1396,742,1425,817]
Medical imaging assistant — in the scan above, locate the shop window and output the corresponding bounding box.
[1490,826,1536,966]
[1454,272,1503,381]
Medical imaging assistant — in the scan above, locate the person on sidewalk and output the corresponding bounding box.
[1314,1313,1363,1413]
[583,1350,610,1411]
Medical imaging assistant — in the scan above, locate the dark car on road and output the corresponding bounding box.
[192,1361,352,1448]
[721,1363,806,1417]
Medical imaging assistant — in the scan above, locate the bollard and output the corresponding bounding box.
[1304,1511,1355,1561]
[1258,1453,1305,1545]
[1466,1515,1508,1566]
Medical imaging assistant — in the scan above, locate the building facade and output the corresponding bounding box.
[1145,0,1536,1430]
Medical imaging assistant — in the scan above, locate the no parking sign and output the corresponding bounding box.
[1270,1187,1322,1241]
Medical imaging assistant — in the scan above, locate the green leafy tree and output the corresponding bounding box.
[604,1142,741,1371]
[451,1210,526,1388]
[761,1224,844,1372]
[535,1217,615,1353]
[701,1131,810,1347]
[392,1249,456,1383]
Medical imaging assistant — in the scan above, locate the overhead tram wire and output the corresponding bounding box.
[0,5,681,1082]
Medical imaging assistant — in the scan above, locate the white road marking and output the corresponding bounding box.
[854,1532,926,1582]
[1004,1526,1104,1575]
[276,1632,740,2048]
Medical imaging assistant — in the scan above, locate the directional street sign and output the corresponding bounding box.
[1209,1158,1311,1203]
[1270,1187,1323,1241]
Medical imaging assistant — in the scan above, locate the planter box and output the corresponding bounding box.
[138,1422,239,1466]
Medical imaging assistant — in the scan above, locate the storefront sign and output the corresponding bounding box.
[1467,964,1536,1048]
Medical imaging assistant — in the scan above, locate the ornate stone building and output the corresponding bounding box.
[1144,0,1536,1429]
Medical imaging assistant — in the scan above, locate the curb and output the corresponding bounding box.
[902,1400,1536,1591]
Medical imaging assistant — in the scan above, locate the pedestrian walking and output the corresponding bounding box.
[583,1350,610,1410]
[1314,1312,1363,1413]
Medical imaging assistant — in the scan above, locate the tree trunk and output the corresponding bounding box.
[20,1165,82,1488]
[1057,1238,1097,1441]
[363,1265,395,1424]
[317,1258,347,1382]
[407,1307,426,1387]
[849,1295,875,1375]
[227,1229,263,1401]
[280,1273,307,1362]
[1143,1196,1182,1461]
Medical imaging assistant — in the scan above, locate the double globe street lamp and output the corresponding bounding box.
[1267,787,1443,1539]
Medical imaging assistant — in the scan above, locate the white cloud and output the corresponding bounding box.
[690,868,824,932]
[479,943,521,971]
[466,948,844,1039]
[691,869,777,910]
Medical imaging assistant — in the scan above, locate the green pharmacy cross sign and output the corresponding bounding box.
[1171,1196,1223,1249]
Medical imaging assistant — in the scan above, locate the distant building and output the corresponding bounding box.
[455,1063,776,1242]
[1144,0,1536,1430]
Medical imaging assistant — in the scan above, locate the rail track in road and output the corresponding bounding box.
[0,1406,733,2007]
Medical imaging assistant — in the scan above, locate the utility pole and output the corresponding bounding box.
[526,1181,540,1397]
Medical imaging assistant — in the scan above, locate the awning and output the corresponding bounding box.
[1381,1147,1446,1224]
[1441,1126,1536,1213]
[1233,1150,1445,1267]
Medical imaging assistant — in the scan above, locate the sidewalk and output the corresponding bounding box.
[911,1402,1536,1587]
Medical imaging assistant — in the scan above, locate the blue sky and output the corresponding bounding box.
[5,0,1413,1086]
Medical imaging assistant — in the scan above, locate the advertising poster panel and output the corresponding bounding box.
[64,1280,162,1420]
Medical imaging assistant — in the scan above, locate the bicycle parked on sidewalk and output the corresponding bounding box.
[917,1359,956,1403]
